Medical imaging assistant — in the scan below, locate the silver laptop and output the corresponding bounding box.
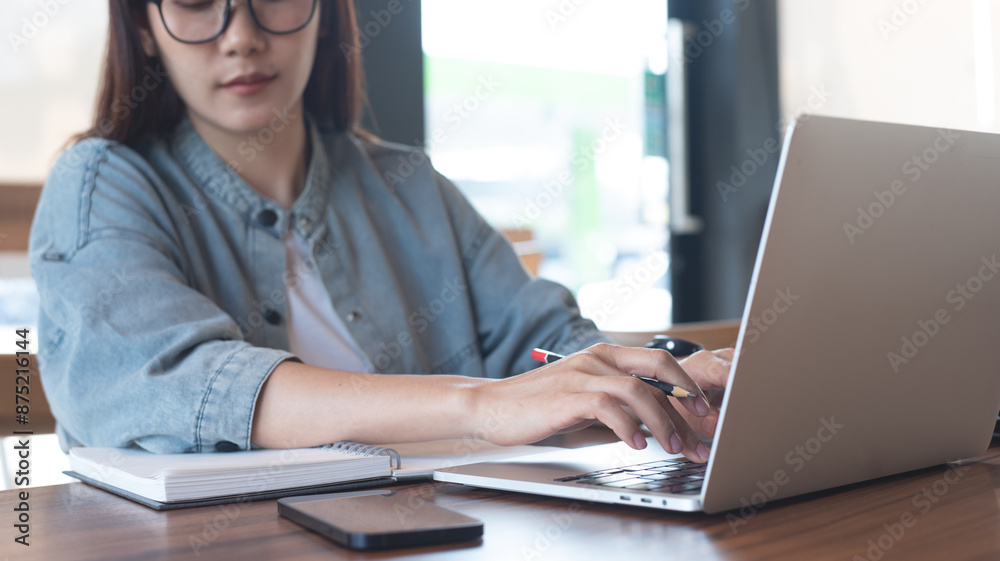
[435,115,1000,514]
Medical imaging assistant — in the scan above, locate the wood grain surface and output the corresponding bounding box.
[3,433,998,561]
[4,318,997,560]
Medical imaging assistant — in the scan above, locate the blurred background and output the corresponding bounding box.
[0,0,995,486]
[3,0,994,337]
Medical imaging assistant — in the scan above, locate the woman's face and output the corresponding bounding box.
[141,0,321,137]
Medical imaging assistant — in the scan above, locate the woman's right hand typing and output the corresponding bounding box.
[467,343,715,463]
[252,343,720,464]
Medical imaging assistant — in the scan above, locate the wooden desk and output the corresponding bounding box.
[5,321,997,559]
[0,354,53,435]
[3,434,999,561]
[0,183,41,252]
[607,319,741,350]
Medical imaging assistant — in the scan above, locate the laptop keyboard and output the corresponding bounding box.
[554,459,706,495]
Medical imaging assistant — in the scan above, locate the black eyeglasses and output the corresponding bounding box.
[146,0,318,44]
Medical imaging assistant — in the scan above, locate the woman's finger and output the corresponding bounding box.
[678,348,733,390]
[662,397,711,462]
[527,344,711,460]
[565,391,647,450]
[575,344,712,417]
[572,363,704,460]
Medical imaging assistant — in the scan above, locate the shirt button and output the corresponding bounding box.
[215,441,240,452]
[298,216,312,229]
[346,311,361,322]
[264,309,282,325]
[257,209,278,227]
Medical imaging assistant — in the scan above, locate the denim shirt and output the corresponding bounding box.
[30,116,608,454]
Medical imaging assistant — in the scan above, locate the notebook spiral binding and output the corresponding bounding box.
[322,441,402,469]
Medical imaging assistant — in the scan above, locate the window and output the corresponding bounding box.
[1,0,107,183]
[1,0,106,350]
[422,0,673,331]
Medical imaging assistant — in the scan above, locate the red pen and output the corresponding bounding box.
[530,348,698,398]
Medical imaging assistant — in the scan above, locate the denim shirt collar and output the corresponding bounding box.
[171,113,333,240]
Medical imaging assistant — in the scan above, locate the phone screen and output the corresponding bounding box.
[278,489,483,550]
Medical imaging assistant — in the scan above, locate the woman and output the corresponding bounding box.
[30,0,730,462]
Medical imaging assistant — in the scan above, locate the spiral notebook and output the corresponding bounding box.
[65,440,559,511]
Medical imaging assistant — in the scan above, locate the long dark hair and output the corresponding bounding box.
[75,0,367,146]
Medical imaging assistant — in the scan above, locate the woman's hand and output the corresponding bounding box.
[672,348,733,439]
[468,343,717,463]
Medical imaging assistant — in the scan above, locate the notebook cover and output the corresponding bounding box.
[64,470,414,511]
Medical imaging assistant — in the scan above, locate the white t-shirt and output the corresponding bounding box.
[284,231,371,372]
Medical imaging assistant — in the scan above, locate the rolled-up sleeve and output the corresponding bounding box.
[30,140,295,453]
[431,172,610,377]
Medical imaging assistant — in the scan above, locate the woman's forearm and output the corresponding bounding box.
[250,344,725,464]
[250,360,490,448]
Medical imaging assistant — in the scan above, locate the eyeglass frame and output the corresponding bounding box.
[144,0,319,45]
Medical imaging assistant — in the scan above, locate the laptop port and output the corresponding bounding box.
[640,498,652,504]
[619,495,631,501]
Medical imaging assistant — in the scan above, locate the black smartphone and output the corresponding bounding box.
[278,489,483,551]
